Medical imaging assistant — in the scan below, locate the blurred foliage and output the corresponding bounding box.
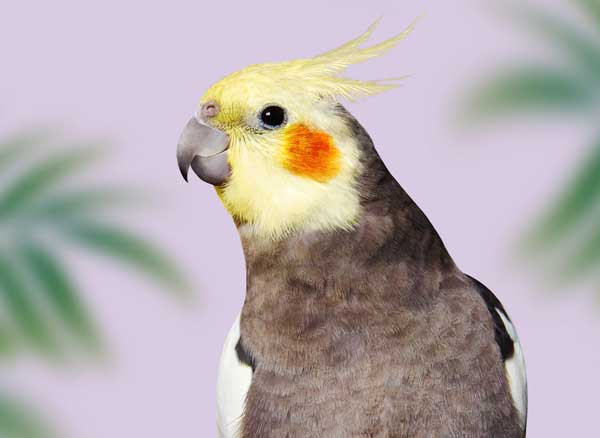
[464,0,600,287]
[0,128,189,436]
[0,395,53,438]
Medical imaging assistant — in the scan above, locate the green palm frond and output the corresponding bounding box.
[463,1,600,290]
[0,127,189,438]
[0,394,54,438]
[0,130,188,358]
[20,187,141,221]
[18,242,101,350]
[563,215,600,281]
[0,322,18,358]
[464,66,596,120]
[526,136,600,250]
[0,252,61,358]
[54,219,187,292]
[520,135,600,283]
[0,129,50,173]
[0,146,102,220]
[502,2,600,81]
[576,0,600,28]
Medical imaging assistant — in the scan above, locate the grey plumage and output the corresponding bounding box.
[234,107,526,438]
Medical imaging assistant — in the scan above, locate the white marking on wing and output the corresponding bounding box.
[497,310,528,428]
[217,314,253,438]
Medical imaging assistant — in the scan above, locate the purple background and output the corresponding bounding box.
[3,0,598,436]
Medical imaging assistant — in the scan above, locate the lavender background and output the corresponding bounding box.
[3,0,599,436]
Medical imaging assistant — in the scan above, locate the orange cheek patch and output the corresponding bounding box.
[281,124,341,182]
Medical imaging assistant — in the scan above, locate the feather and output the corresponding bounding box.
[205,19,419,103]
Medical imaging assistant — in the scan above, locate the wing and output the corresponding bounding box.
[468,276,528,432]
[217,314,254,438]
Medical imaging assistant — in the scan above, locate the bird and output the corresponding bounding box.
[177,20,527,438]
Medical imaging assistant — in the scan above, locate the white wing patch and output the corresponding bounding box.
[217,314,253,438]
[496,310,528,428]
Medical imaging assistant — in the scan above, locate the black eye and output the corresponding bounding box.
[259,105,286,129]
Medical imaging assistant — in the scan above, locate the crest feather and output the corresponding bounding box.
[316,18,383,59]
[208,19,418,103]
[285,18,419,99]
[309,18,417,74]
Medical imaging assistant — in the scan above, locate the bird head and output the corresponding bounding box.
[177,21,414,239]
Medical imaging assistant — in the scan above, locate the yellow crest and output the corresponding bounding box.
[204,19,418,104]
[202,19,419,239]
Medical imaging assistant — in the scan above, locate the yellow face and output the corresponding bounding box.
[181,20,414,239]
[200,71,364,239]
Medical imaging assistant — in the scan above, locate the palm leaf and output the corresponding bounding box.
[0,128,190,438]
[0,395,53,438]
[18,243,101,351]
[465,2,600,295]
[576,0,600,29]
[0,323,17,357]
[18,187,142,223]
[504,3,600,82]
[464,67,595,120]
[526,136,600,250]
[0,129,50,173]
[0,131,188,357]
[0,252,60,356]
[55,220,188,293]
[560,216,600,281]
[0,146,102,220]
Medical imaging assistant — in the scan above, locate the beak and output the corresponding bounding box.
[176,117,230,185]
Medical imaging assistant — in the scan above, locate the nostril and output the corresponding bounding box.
[202,101,219,118]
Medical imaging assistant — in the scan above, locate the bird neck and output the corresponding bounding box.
[235,107,458,373]
[236,160,458,375]
[238,152,456,305]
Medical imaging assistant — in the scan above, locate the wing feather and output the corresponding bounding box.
[217,314,253,438]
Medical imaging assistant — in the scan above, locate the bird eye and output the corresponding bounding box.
[259,105,286,129]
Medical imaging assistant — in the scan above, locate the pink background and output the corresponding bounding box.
[2,0,598,436]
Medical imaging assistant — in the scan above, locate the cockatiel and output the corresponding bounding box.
[177,21,527,438]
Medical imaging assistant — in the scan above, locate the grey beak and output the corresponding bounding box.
[176,117,230,185]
